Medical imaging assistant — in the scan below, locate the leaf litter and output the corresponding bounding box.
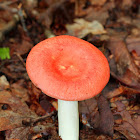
[0,0,140,139]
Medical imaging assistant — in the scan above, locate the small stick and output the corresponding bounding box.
[15,53,26,67]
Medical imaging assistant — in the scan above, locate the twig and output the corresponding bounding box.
[14,53,26,67]
[17,3,29,36]
[31,111,55,125]
[21,112,55,127]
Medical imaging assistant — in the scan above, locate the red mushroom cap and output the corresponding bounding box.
[26,35,110,101]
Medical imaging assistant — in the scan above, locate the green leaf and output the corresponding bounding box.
[0,47,10,60]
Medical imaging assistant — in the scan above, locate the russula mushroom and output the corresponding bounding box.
[26,35,110,140]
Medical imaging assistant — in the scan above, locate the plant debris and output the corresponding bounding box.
[0,0,140,139]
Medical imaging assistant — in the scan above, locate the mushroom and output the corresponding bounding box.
[26,35,110,140]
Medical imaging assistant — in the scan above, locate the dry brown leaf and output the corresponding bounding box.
[40,99,55,114]
[0,110,31,131]
[80,128,112,140]
[121,0,133,9]
[85,0,115,25]
[0,89,56,139]
[80,95,114,137]
[38,0,73,31]
[103,83,140,99]
[132,19,140,29]
[102,79,123,99]
[28,84,48,116]
[0,90,36,116]
[11,83,30,103]
[126,37,140,56]
[5,127,30,140]
[75,0,87,16]
[114,101,140,140]
[1,56,27,80]
[97,95,114,137]
[105,37,140,90]
[0,90,37,131]
[79,98,97,115]
[0,10,18,42]
[85,7,109,25]
[90,0,107,6]
[9,30,33,56]
[79,98,98,128]
[5,124,58,140]
[104,86,123,99]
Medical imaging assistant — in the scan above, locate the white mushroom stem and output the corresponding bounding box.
[58,99,79,140]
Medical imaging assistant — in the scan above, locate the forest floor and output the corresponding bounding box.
[0,0,140,140]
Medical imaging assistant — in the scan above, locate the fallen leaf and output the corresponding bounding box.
[105,37,140,90]
[66,19,106,38]
[102,79,123,99]
[0,90,36,116]
[90,0,107,6]
[9,28,33,56]
[126,37,140,56]
[103,82,140,99]
[5,127,30,140]
[85,7,110,26]
[38,0,73,35]
[79,98,98,128]
[115,0,133,10]
[97,95,114,137]
[79,98,97,115]
[40,99,55,114]
[1,55,27,80]
[0,47,10,60]
[5,123,58,140]
[132,19,140,29]
[80,128,112,140]
[0,75,10,90]
[75,0,87,16]
[0,110,32,131]
[28,83,48,116]
[11,82,30,103]
[114,101,140,140]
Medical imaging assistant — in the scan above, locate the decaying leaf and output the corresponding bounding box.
[103,83,140,99]
[102,79,124,99]
[0,110,31,131]
[79,98,98,128]
[9,27,33,56]
[79,98,97,115]
[90,0,107,6]
[5,127,30,140]
[66,19,106,38]
[126,37,140,56]
[1,55,27,80]
[114,101,140,140]
[11,82,30,102]
[105,37,140,90]
[0,0,140,139]
[97,95,114,137]
[80,127,112,140]
[80,95,114,137]
[5,123,58,140]
[0,90,36,116]
[0,90,37,131]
